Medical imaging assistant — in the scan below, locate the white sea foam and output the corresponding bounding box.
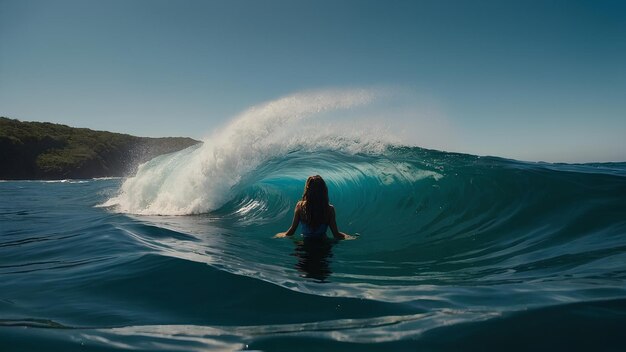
[43,179,90,184]
[103,88,396,215]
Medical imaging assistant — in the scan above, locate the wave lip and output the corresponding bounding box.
[103,89,392,215]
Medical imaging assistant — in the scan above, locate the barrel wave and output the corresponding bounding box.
[106,144,626,297]
[2,90,626,350]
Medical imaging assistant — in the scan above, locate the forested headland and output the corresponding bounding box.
[0,117,200,180]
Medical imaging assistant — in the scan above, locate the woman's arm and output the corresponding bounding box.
[274,203,301,238]
[328,205,353,240]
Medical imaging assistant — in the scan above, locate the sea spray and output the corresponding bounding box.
[103,89,394,215]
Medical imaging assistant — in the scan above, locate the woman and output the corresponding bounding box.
[274,175,354,240]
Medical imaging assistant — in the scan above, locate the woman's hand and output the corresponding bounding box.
[336,232,359,240]
[274,232,288,238]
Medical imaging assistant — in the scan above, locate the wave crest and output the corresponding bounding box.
[103,89,394,215]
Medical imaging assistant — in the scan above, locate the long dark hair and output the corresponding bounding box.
[300,175,330,228]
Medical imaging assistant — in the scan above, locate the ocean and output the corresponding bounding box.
[2,92,626,351]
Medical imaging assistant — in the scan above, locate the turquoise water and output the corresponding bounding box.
[1,145,626,351]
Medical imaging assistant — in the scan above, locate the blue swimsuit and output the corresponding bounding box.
[301,222,328,238]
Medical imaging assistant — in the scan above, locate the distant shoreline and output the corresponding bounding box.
[0,117,201,180]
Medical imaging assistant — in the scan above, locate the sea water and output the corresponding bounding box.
[1,91,626,351]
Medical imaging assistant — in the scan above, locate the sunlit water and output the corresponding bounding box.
[1,147,625,351]
[2,90,626,351]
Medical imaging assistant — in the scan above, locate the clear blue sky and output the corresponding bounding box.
[1,0,625,162]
